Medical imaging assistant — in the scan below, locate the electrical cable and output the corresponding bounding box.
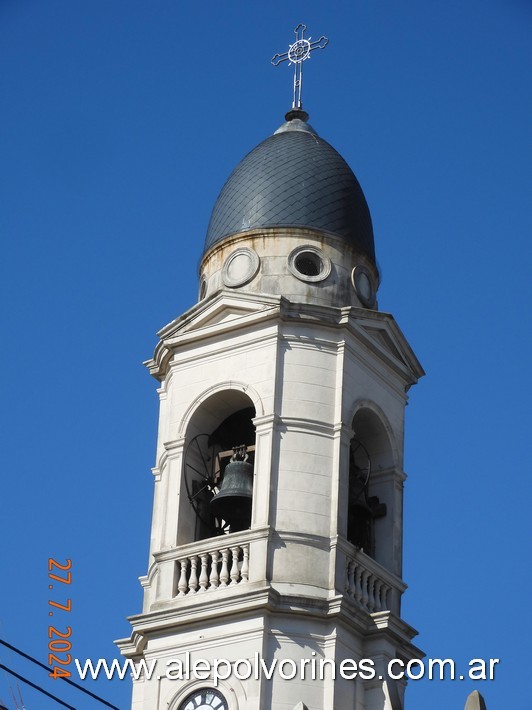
[0,664,75,709]
[0,640,120,709]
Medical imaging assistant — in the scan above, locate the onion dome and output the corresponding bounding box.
[204,108,375,263]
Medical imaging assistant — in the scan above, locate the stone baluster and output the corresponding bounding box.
[177,558,189,597]
[209,550,220,589]
[360,569,369,609]
[367,574,376,611]
[230,546,241,585]
[189,556,198,594]
[381,583,390,611]
[198,553,209,592]
[354,563,363,604]
[240,545,249,583]
[373,578,383,611]
[219,548,230,588]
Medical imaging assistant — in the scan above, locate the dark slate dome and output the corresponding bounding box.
[204,109,375,261]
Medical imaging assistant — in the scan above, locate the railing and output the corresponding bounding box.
[175,544,249,596]
[345,549,402,614]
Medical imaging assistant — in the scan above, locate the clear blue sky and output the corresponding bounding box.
[0,1,530,708]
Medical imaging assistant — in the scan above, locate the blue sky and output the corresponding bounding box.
[0,1,530,708]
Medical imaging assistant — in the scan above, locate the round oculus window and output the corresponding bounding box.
[199,276,207,301]
[288,246,331,283]
[179,688,228,710]
[352,265,376,308]
[222,248,260,288]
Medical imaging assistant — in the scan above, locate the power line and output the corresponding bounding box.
[0,664,75,709]
[0,640,120,710]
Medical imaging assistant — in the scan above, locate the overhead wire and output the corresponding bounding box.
[0,640,120,709]
[0,665,75,709]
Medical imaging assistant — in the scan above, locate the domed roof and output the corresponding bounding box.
[204,109,375,261]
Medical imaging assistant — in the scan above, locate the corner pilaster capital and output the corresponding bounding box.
[252,413,280,431]
[337,423,355,444]
[162,437,186,458]
[370,466,406,484]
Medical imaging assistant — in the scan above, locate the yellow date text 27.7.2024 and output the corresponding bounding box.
[47,558,72,679]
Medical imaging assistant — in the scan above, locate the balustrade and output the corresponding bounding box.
[345,553,393,613]
[175,544,249,597]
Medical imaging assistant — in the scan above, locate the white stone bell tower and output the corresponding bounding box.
[117,104,424,710]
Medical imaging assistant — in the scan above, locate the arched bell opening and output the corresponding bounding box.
[347,408,395,560]
[182,390,256,544]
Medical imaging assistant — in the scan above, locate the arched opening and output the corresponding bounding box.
[347,407,394,557]
[182,390,256,543]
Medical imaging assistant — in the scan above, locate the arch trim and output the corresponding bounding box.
[349,399,400,470]
[177,381,264,439]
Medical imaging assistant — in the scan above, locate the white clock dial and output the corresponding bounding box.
[180,688,228,710]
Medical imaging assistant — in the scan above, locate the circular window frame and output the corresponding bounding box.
[288,245,331,283]
[222,248,260,288]
[351,265,376,308]
[198,275,207,301]
[177,687,228,710]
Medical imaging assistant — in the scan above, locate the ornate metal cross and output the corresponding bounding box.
[271,24,329,110]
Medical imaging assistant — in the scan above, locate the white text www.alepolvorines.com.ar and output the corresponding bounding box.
[75,653,500,684]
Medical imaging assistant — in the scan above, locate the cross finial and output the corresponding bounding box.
[271,24,329,110]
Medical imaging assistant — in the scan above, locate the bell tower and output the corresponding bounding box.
[117,39,424,710]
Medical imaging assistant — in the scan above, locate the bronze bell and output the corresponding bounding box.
[210,449,253,532]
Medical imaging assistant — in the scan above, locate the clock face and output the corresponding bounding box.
[179,688,228,710]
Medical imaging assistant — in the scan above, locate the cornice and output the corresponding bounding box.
[117,585,421,662]
[145,292,424,391]
[364,610,424,658]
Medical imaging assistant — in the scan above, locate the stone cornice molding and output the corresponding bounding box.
[163,437,186,452]
[277,416,337,437]
[345,311,424,387]
[123,583,276,646]
[145,292,282,379]
[115,630,147,658]
[153,437,185,474]
[145,292,423,390]
[364,611,424,657]
[117,585,421,663]
[370,466,407,484]
[273,529,335,552]
[118,586,374,657]
[281,302,423,388]
[140,562,158,588]
[279,331,338,352]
